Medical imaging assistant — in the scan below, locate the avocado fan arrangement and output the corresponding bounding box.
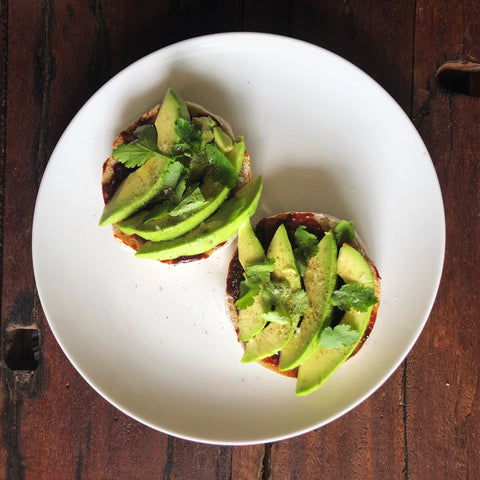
[99,87,261,261]
[99,88,380,396]
[229,217,379,396]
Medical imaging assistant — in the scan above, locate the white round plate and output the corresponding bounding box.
[32,33,445,445]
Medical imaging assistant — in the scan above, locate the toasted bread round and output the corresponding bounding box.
[225,212,381,378]
[101,101,251,261]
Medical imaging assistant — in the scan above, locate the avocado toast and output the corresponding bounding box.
[226,212,380,396]
[100,88,260,262]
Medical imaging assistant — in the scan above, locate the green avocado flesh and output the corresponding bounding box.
[278,231,338,371]
[237,220,265,270]
[193,116,217,151]
[235,223,378,396]
[241,224,302,363]
[99,155,172,226]
[237,221,269,342]
[135,176,263,261]
[214,126,233,153]
[155,87,190,155]
[101,88,258,262]
[295,243,375,396]
[117,141,246,242]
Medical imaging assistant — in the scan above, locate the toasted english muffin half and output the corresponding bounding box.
[101,101,252,262]
[225,212,380,378]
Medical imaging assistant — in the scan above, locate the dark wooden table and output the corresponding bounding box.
[2,1,479,478]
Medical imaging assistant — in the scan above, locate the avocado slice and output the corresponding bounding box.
[295,244,376,396]
[267,224,302,291]
[278,231,338,371]
[98,155,172,226]
[241,224,302,363]
[134,176,263,261]
[193,116,216,149]
[117,141,246,242]
[154,87,190,155]
[237,221,270,342]
[213,126,233,154]
[237,220,265,270]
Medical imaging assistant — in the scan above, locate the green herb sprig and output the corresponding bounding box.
[331,283,378,312]
[293,225,319,276]
[112,125,161,168]
[318,324,360,349]
[235,259,276,310]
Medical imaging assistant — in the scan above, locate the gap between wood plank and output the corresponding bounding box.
[162,436,174,480]
[262,443,272,480]
[404,2,417,479]
[33,0,54,187]
[215,446,233,480]
[402,359,410,480]
[0,0,8,308]
[87,0,110,91]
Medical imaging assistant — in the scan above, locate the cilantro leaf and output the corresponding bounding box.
[161,161,186,189]
[318,324,360,349]
[169,185,207,217]
[293,226,319,276]
[261,281,308,321]
[204,143,239,188]
[245,259,276,284]
[176,118,202,144]
[334,220,355,246]
[294,258,308,278]
[170,141,192,159]
[235,288,259,310]
[187,155,209,184]
[235,259,275,310]
[135,124,159,148]
[331,283,378,312]
[261,279,291,310]
[261,310,291,326]
[173,176,187,202]
[289,289,309,317]
[294,225,319,257]
[171,118,202,159]
[112,124,161,168]
[170,119,238,189]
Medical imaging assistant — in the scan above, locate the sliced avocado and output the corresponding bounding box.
[237,221,270,342]
[241,224,302,363]
[193,116,216,149]
[238,293,271,342]
[226,139,246,172]
[213,126,233,154]
[278,231,338,371]
[155,88,190,155]
[119,174,225,240]
[295,244,376,396]
[134,176,263,261]
[117,141,246,242]
[237,220,265,270]
[99,155,172,226]
[267,224,302,291]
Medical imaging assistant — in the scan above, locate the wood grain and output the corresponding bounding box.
[0,0,7,473]
[289,0,416,111]
[407,1,480,479]
[259,1,415,478]
[2,1,45,479]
